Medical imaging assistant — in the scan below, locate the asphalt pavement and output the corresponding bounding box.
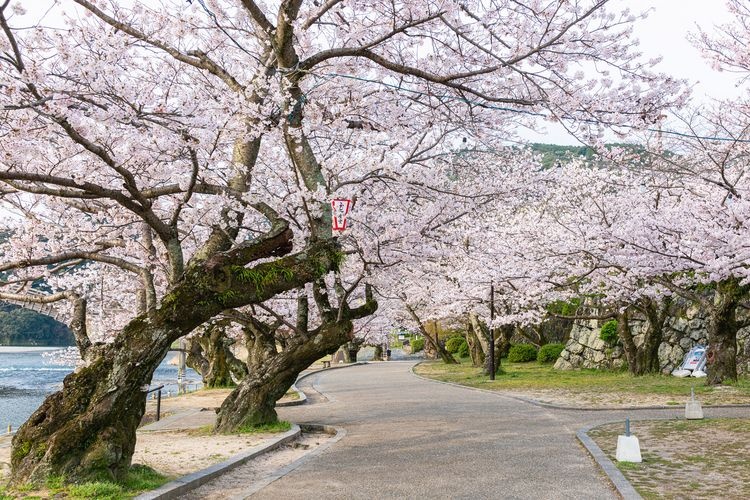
[254,362,617,499]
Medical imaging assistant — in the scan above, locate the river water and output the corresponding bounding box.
[0,346,201,431]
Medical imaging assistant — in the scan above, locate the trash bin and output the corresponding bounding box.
[386,349,392,360]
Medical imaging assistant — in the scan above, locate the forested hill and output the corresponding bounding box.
[0,303,74,346]
[530,143,642,168]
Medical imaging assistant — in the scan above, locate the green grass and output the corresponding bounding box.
[415,358,750,404]
[2,465,169,499]
[236,420,292,435]
[283,389,300,400]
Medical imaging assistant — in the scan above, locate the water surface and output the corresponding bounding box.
[0,346,200,431]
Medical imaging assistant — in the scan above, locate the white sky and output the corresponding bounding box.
[523,0,740,144]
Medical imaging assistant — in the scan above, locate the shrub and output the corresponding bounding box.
[411,338,425,353]
[600,320,618,345]
[537,343,565,363]
[445,335,467,354]
[507,344,538,363]
[457,341,470,358]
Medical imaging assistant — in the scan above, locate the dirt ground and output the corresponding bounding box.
[181,432,331,499]
[132,430,277,477]
[589,418,750,499]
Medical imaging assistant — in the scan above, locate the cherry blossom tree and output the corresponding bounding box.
[0,0,683,484]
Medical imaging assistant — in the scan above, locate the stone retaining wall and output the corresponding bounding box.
[554,303,750,374]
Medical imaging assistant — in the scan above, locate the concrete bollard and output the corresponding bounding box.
[615,418,642,463]
[685,387,704,420]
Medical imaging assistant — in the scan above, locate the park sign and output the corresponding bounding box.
[332,198,352,231]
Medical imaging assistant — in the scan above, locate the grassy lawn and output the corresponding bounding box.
[589,418,750,499]
[414,359,750,407]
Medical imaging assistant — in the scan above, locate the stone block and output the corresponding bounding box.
[685,400,704,420]
[616,435,642,463]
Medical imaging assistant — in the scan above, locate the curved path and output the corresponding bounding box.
[255,362,748,499]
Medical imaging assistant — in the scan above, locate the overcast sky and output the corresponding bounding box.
[525,0,740,144]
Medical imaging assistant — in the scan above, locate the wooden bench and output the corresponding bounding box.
[322,360,331,368]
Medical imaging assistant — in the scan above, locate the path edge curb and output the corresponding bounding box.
[296,361,368,386]
[229,423,346,499]
[576,422,643,500]
[277,382,307,407]
[409,361,750,412]
[134,424,302,500]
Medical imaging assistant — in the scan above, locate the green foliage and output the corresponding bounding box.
[411,337,425,353]
[230,262,294,292]
[67,481,124,499]
[507,344,538,363]
[236,420,292,435]
[600,320,619,345]
[445,335,467,354]
[546,297,582,316]
[0,304,74,346]
[457,341,470,358]
[537,343,565,363]
[531,143,645,169]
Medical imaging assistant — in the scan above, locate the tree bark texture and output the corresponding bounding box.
[706,279,746,385]
[186,323,247,388]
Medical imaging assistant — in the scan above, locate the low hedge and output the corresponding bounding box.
[507,343,538,363]
[411,338,425,353]
[445,335,467,354]
[457,341,470,358]
[537,343,565,363]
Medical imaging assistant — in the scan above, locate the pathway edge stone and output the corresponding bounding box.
[133,424,301,500]
[296,361,369,385]
[276,383,307,407]
[229,424,346,499]
[576,423,643,500]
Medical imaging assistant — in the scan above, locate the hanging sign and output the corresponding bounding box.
[331,198,352,231]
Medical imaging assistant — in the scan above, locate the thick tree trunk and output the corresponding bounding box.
[215,320,353,432]
[616,309,640,374]
[706,280,745,385]
[617,299,670,376]
[10,239,340,484]
[11,319,178,483]
[466,319,485,367]
[637,297,670,375]
[186,324,247,388]
[469,313,501,374]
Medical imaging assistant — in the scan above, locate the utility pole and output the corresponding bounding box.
[489,281,495,380]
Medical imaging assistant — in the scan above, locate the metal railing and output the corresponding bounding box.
[146,384,165,422]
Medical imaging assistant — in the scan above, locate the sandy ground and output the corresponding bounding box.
[589,418,750,499]
[132,430,274,477]
[182,432,331,500]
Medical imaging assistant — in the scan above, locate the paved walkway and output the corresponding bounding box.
[252,361,749,499]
